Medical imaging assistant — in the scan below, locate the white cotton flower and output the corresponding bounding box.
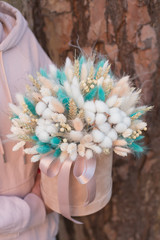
[95,113,107,125]
[35,126,44,136]
[115,123,127,133]
[42,96,54,104]
[98,122,111,134]
[45,119,53,125]
[120,110,127,118]
[122,128,133,138]
[100,136,112,148]
[40,86,52,97]
[123,117,131,127]
[92,129,105,143]
[108,112,122,124]
[46,125,57,135]
[85,149,93,159]
[89,144,102,154]
[37,130,51,142]
[69,131,83,142]
[42,108,53,119]
[106,95,118,107]
[95,100,109,113]
[84,101,96,113]
[13,141,25,151]
[109,107,120,115]
[85,111,95,124]
[37,118,45,126]
[31,154,41,162]
[36,101,47,115]
[107,129,118,141]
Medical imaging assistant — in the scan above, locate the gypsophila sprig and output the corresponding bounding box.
[9,56,152,162]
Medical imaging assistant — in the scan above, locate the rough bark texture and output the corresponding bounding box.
[4,0,160,239]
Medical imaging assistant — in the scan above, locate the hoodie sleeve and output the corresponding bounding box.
[37,42,53,70]
[0,194,46,234]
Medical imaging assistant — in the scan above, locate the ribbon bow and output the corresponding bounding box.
[39,154,97,223]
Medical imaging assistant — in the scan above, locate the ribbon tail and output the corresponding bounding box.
[58,159,83,224]
[85,175,96,205]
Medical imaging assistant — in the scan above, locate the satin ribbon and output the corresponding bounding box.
[39,154,97,223]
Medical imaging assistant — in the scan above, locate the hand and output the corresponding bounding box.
[31,172,53,214]
[31,172,42,199]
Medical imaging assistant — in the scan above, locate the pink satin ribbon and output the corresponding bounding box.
[39,154,97,223]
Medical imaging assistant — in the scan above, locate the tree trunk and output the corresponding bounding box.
[4,0,160,239]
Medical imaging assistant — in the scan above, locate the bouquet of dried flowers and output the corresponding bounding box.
[9,56,151,162]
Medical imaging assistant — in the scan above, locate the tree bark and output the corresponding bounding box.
[4,0,160,239]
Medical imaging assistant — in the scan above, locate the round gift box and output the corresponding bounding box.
[40,152,113,217]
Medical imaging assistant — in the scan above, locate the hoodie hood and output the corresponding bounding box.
[0,1,27,52]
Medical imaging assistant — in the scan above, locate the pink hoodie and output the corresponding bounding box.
[0,1,58,239]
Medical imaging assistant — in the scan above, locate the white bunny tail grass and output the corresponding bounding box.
[73,118,84,131]
[114,146,131,157]
[109,76,130,97]
[16,93,25,106]
[49,97,65,113]
[31,154,41,162]
[38,74,55,90]
[64,57,74,83]
[81,63,88,83]
[63,81,72,98]
[120,90,141,113]
[113,139,127,147]
[9,103,21,115]
[49,64,57,80]
[122,128,133,138]
[13,141,26,151]
[24,146,38,154]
